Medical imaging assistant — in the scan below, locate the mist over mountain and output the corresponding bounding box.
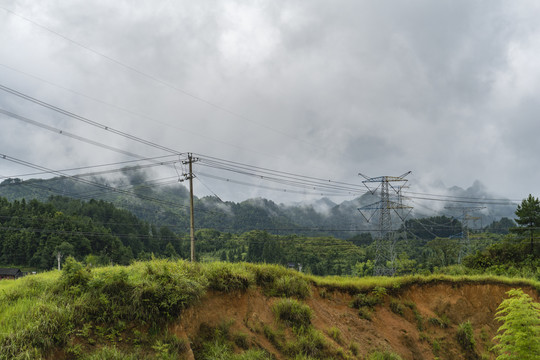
[0,174,517,238]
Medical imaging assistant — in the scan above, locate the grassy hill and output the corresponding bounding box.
[1,259,538,359]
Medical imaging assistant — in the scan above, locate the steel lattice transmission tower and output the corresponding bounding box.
[445,206,485,263]
[358,171,413,276]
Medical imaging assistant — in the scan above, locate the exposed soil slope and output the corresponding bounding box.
[173,282,539,360]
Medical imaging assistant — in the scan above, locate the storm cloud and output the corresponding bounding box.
[1,0,539,204]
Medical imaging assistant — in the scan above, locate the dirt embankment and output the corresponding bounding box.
[172,282,539,360]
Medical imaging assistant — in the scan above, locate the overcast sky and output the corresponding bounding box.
[1,0,539,205]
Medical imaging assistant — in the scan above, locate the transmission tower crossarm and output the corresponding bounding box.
[358,172,371,180]
[398,171,412,179]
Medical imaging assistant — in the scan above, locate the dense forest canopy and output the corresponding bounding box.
[0,195,537,278]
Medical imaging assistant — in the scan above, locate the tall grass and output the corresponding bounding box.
[308,273,540,295]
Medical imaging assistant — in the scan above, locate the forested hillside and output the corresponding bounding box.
[0,175,517,239]
[1,194,537,278]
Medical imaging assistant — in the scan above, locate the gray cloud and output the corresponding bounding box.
[1,0,539,204]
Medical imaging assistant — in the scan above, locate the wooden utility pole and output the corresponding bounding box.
[187,153,196,262]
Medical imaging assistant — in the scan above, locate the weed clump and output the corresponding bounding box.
[327,326,342,344]
[193,321,270,360]
[457,321,476,352]
[350,292,382,309]
[246,263,291,287]
[389,300,405,316]
[204,262,254,292]
[132,259,207,323]
[349,341,360,356]
[272,298,313,328]
[59,256,92,290]
[358,306,373,320]
[151,332,189,358]
[272,275,311,299]
[285,327,327,358]
[428,314,450,328]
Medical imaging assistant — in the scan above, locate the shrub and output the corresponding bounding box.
[428,315,450,328]
[272,275,311,299]
[0,301,72,360]
[262,324,283,349]
[272,298,313,328]
[205,263,254,292]
[153,332,189,357]
[350,293,382,309]
[389,300,404,316]
[286,327,327,358]
[358,306,372,320]
[201,340,232,359]
[492,288,540,359]
[372,286,388,299]
[83,268,133,323]
[245,263,290,287]
[432,340,440,356]
[132,260,207,323]
[233,331,250,349]
[60,257,91,289]
[327,326,342,344]
[235,349,272,360]
[457,321,476,352]
[349,341,360,356]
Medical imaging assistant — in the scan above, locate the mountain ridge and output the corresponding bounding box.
[0,175,517,238]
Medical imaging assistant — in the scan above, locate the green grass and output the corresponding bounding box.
[457,320,476,352]
[389,299,405,316]
[272,298,313,328]
[204,262,255,292]
[285,327,328,359]
[327,326,342,344]
[308,273,540,295]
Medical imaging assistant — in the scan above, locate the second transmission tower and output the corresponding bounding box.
[445,206,485,263]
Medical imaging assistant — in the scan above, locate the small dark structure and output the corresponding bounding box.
[0,268,23,280]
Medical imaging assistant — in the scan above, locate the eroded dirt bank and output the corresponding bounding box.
[173,282,539,360]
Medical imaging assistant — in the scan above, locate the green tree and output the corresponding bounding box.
[426,237,461,267]
[164,242,179,259]
[513,194,540,254]
[492,288,540,359]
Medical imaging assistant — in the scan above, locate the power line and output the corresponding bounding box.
[0,154,177,179]
[0,83,183,156]
[404,190,522,203]
[0,62,281,159]
[0,6,316,148]
[0,153,188,210]
[0,83,524,207]
[1,107,147,159]
[197,171,357,197]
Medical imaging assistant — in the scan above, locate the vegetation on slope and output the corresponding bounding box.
[1,259,539,359]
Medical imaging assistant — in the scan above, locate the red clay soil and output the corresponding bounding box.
[171,282,539,360]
